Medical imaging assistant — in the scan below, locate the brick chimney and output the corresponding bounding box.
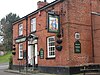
[37,0,48,9]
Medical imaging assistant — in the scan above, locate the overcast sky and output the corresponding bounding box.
[0,0,55,20]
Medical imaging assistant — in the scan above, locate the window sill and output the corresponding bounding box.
[16,35,25,39]
[18,35,23,37]
[17,58,23,60]
[30,31,36,34]
[46,57,55,60]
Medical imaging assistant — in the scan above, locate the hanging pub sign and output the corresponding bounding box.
[74,40,81,53]
[48,12,60,33]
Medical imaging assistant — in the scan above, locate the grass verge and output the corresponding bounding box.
[0,52,12,63]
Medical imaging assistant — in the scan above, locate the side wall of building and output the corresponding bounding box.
[65,0,92,65]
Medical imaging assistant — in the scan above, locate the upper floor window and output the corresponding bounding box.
[31,18,36,32]
[19,24,23,36]
[19,43,23,59]
[47,36,55,58]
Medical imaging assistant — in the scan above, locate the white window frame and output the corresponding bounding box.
[47,36,55,58]
[19,43,23,59]
[31,18,36,32]
[19,24,23,36]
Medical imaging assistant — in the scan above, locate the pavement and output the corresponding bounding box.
[4,69,100,75]
[0,63,58,75]
[0,63,9,69]
[5,69,58,75]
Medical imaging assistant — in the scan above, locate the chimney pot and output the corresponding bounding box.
[37,1,48,9]
[44,0,46,2]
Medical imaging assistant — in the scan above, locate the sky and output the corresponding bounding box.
[0,0,55,20]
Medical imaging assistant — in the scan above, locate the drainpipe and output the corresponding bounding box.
[66,0,70,61]
[91,12,100,63]
[90,0,94,63]
[91,13,94,63]
[25,16,28,73]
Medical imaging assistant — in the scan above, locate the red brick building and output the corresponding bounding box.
[12,0,100,74]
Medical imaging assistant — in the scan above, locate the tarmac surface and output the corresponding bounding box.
[0,63,20,75]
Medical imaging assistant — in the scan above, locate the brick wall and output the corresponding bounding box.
[13,0,100,67]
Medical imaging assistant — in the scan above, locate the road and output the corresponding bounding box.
[0,63,20,75]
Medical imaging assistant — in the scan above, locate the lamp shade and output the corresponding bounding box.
[56,39,62,44]
[56,45,62,51]
[56,33,61,38]
[12,51,16,55]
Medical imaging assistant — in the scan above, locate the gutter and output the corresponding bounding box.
[91,12,100,16]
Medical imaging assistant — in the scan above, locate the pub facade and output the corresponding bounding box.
[12,0,100,74]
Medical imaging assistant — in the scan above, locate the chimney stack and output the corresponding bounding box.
[37,0,48,9]
[44,0,46,2]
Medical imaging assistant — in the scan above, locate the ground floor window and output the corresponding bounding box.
[19,43,23,59]
[47,36,55,58]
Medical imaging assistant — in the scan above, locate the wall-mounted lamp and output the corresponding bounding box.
[12,44,16,55]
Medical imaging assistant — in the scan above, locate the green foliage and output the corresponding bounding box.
[0,52,12,63]
[0,44,5,51]
[9,55,13,69]
[9,56,13,64]
[1,13,20,51]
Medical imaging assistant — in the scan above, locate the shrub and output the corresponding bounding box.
[9,56,13,69]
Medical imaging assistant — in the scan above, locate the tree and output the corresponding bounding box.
[0,13,20,51]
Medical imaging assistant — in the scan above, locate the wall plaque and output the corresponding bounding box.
[74,40,81,53]
[40,48,44,59]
